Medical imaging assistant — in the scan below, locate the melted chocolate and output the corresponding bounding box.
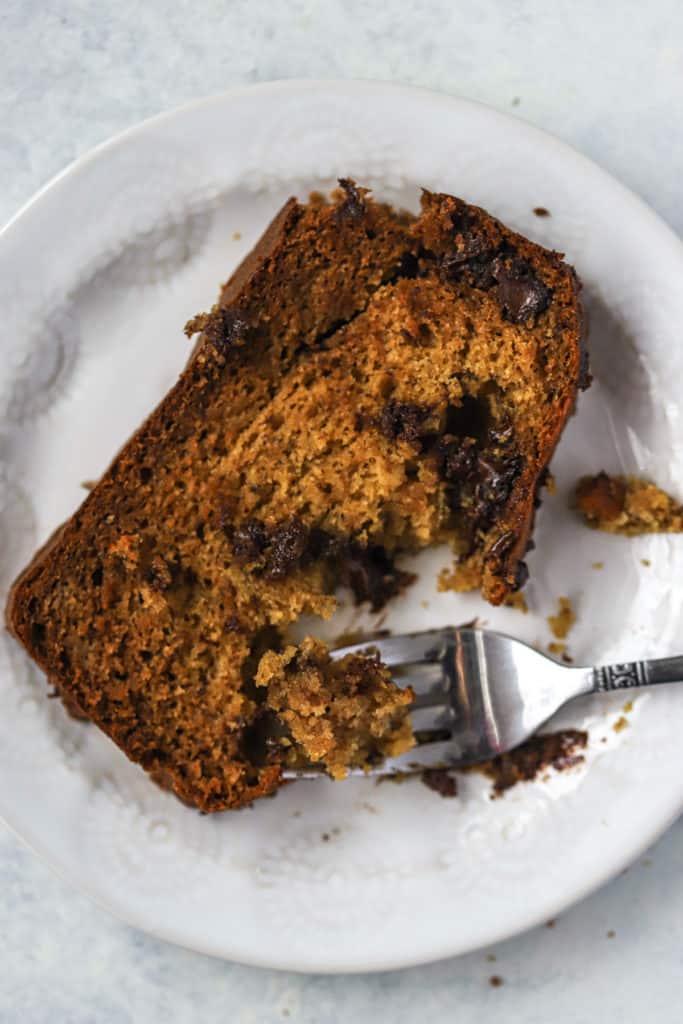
[337,178,366,221]
[492,256,551,324]
[232,518,268,563]
[379,401,430,446]
[265,519,310,579]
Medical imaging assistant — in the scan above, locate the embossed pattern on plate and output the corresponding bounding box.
[1,81,683,972]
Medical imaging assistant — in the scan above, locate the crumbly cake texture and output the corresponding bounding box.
[574,472,683,535]
[256,639,414,779]
[477,729,588,796]
[6,181,586,812]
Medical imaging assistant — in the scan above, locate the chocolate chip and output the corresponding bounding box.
[491,257,550,323]
[487,423,514,447]
[186,307,250,355]
[30,621,47,654]
[449,208,478,234]
[440,250,498,289]
[379,401,430,446]
[437,437,477,483]
[225,615,242,632]
[513,560,529,590]
[230,513,415,609]
[476,455,523,512]
[264,519,310,579]
[485,530,518,572]
[484,529,531,590]
[233,519,268,563]
[395,250,421,279]
[489,529,518,559]
[212,309,250,354]
[337,178,365,221]
[435,420,523,527]
[449,208,493,262]
[339,543,415,612]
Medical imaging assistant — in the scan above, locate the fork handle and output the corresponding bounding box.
[592,656,683,692]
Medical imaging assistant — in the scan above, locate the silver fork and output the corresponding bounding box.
[283,627,683,778]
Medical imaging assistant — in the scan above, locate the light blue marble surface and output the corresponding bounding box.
[3,1,683,1019]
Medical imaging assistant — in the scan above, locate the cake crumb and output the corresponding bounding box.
[546,919,556,929]
[607,929,615,939]
[547,596,576,640]
[486,953,497,962]
[613,716,628,733]
[534,207,551,218]
[421,768,458,798]
[232,230,242,240]
[561,652,574,664]
[504,590,528,613]
[438,561,482,594]
[591,561,603,570]
[511,96,521,106]
[548,641,566,656]
[641,558,651,567]
[81,480,98,491]
[489,975,504,987]
[257,638,414,779]
[574,472,683,535]
[475,729,588,795]
[544,471,557,494]
[321,832,330,842]
[623,700,633,713]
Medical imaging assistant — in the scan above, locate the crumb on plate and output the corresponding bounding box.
[574,472,683,535]
[547,596,576,640]
[504,590,528,613]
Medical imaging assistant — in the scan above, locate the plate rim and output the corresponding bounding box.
[2,77,683,973]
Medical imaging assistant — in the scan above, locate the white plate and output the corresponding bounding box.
[1,80,683,973]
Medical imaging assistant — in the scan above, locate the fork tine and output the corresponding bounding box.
[392,661,446,697]
[331,627,456,667]
[409,705,453,732]
[409,689,448,709]
[382,739,458,772]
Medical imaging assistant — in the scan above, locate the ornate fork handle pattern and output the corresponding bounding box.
[592,656,683,693]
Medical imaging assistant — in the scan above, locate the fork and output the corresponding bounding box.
[283,627,683,777]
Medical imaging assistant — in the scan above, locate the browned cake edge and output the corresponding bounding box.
[5,184,587,810]
[4,186,415,809]
[413,190,587,602]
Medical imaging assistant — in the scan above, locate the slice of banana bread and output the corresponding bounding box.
[6,182,586,811]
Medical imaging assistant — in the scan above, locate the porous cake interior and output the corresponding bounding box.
[7,183,584,810]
